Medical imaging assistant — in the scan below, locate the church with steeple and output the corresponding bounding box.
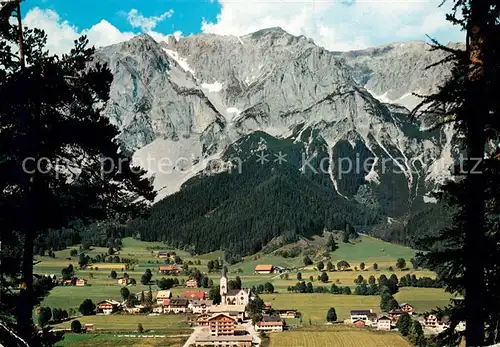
[219,267,251,306]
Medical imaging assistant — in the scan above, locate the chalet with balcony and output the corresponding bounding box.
[97,299,120,315]
[208,313,236,336]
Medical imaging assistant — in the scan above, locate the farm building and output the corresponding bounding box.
[377,316,392,331]
[117,277,129,285]
[83,324,94,331]
[184,290,206,300]
[254,264,274,274]
[156,290,172,304]
[75,278,87,286]
[273,265,286,274]
[158,265,179,275]
[157,250,170,258]
[350,310,373,324]
[256,321,284,332]
[186,279,198,288]
[277,309,299,319]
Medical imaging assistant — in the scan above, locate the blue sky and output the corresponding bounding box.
[23,0,221,37]
[20,0,464,54]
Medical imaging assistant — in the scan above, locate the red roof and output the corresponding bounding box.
[158,265,179,271]
[184,291,206,300]
[255,264,274,271]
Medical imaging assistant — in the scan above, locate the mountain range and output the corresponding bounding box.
[93,27,456,255]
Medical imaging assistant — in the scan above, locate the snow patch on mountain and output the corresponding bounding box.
[426,124,454,185]
[162,48,196,76]
[201,82,223,93]
[132,135,222,202]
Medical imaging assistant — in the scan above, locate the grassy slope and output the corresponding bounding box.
[394,287,454,314]
[260,293,381,322]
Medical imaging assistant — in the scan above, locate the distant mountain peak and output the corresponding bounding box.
[250,26,289,36]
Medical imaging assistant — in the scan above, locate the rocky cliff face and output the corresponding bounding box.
[95,27,454,214]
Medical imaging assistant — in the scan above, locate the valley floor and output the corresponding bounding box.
[35,236,452,347]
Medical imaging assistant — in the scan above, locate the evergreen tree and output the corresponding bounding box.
[326,234,338,252]
[208,286,221,305]
[326,261,334,272]
[37,307,52,327]
[120,287,130,301]
[317,262,324,271]
[409,320,425,345]
[326,307,337,322]
[396,258,406,270]
[409,2,500,344]
[70,320,82,333]
[396,312,412,336]
[78,299,96,316]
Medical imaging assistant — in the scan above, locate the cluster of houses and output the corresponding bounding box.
[349,303,465,334]
[190,270,294,346]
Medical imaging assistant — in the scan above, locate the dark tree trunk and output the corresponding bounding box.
[464,1,490,345]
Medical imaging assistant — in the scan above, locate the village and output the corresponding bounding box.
[57,256,465,347]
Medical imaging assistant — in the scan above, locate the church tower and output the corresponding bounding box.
[220,267,228,304]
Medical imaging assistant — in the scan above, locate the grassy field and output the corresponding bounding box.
[394,287,454,314]
[233,235,418,274]
[56,333,187,347]
[260,293,381,323]
[33,235,447,327]
[53,314,190,331]
[269,325,411,347]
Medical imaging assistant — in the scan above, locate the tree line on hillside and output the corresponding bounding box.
[126,159,381,256]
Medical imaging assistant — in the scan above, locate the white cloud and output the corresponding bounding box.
[201,0,464,51]
[127,8,174,32]
[22,7,180,55]
[23,7,135,55]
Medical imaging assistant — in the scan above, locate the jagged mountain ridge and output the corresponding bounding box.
[94,27,454,218]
